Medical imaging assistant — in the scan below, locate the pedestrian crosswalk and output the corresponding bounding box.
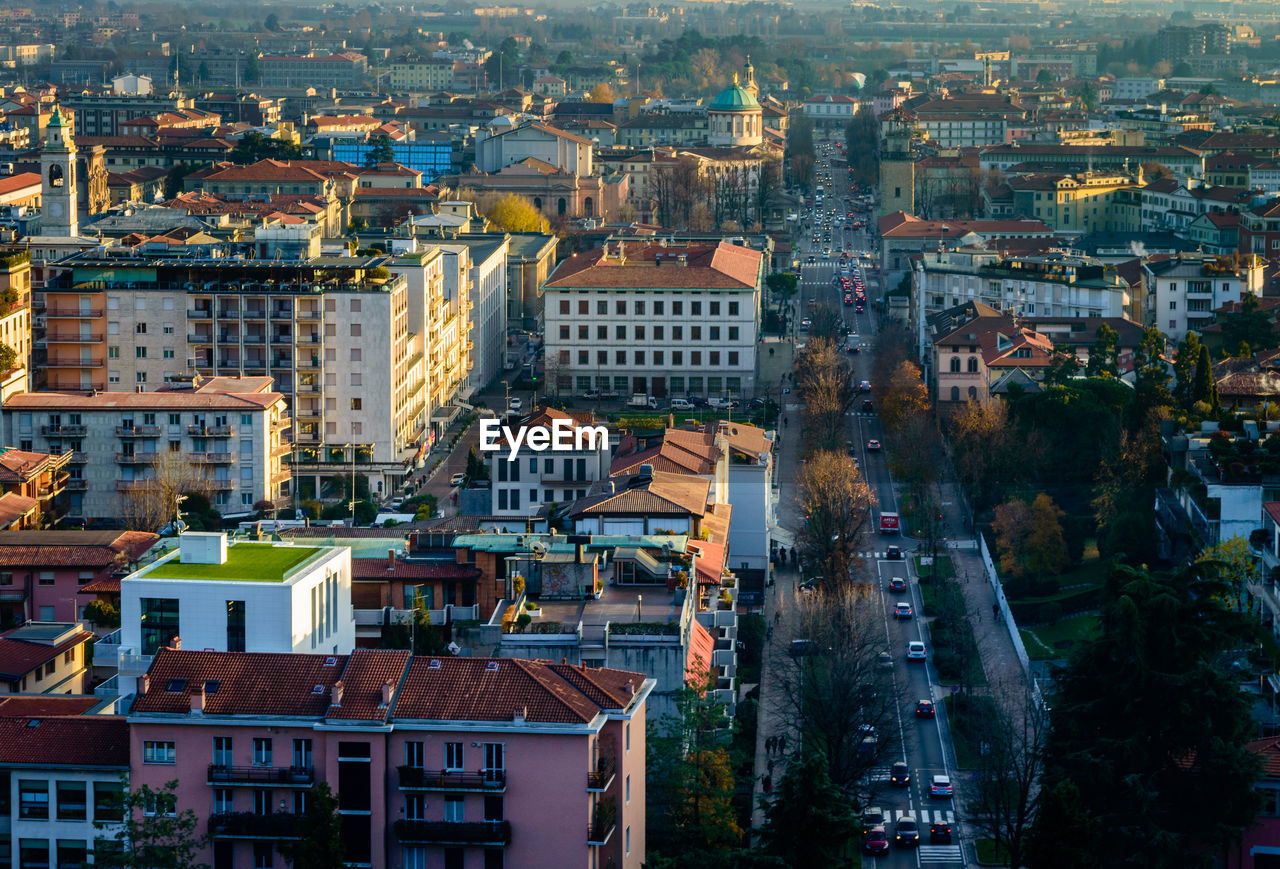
[919,843,965,863]
[857,551,902,560]
[887,809,955,825]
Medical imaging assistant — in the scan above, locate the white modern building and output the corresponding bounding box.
[543,240,764,400]
[489,408,611,516]
[455,236,510,393]
[1144,252,1265,341]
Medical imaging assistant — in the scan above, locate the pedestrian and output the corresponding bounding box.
[767,759,775,775]
[763,775,772,794]
[774,610,781,625]
[779,734,787,754]
[993,602,1000,619]
[767,624,773,642]
[783,416,788,427]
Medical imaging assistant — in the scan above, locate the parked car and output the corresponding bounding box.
[670,398,695,411]
[508,397,523,413]
[877,650,893,667]
[915,699,936,718]
[907,641,927,660]
[863,827,890,856]
[894,816,920,848]
[449,473,466,487]
[789,639,819,657]
[583,389,600,400]
[930,774,953,798]
[890,761,910,787]
[894,602,914,620]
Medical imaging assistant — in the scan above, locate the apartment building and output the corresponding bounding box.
[1,382,291,522]
[257,52,368,89]
[129,648,652,869]
[390,59,457,92]
[489,408,611,516]
[0,529,156,626]
[878,212,1058,294]
[0,250,33,396]
[451,237,510,393]
[544,240,763,400]
[1143,252,1265,341]
[58,92,195,138]
[36,230,422,501]
[0,622,94,695]
[0,701,128,869]
[1007,172,1138,234]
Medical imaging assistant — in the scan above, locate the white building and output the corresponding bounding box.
[474,120,594,175]
[802,95,860,128]
[454,236,509,393]
[489,408,611,516]
[1,380,291,521]
[1143,252,1265,341]
[1113,77,1165,101]
[110,73,153,96]
[114,532,354,685]
[543,240,764,400]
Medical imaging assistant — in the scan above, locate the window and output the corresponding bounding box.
[967,357,978,373]
[253,790,272,816]
[691,326,701,341]
[691,301,701,316]
[135,323,146,335]
[19,781,48,819]
[654,300,664,315]
[18,841,47,869]
[140,598,179,656]
[596,300,607,315]
[213,736,232,766]
[253,738,272,767]
[226,601,245,653]
[37,571,53,586]
[143,741,175,764]
[56,781,86,821]
[107,346,119,359]
[672,301,683,316]
[710,301,720,316]
[135,346,147,358]
[56,839,87,869]
[405,793,425,821]
[729,301,739,316]
[625,774,631,805]
[444,797,464,823]
[616,300,626,315]
[625,723,631,752]
[445,742,463,771]
[213,789,232,815]
[626,825,631,856]
[558,300,569,315]
[93,782,123,822]
[253,843,272,869]
[293,739,312,770]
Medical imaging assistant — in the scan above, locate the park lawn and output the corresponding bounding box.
[976,838,1011,864]
[149,543,319,582]
[1020,613,1099,661]
[914,554,955,581]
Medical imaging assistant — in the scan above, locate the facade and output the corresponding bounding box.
[129,647,652,869]
[1143,253,1265,340]
[0,622,93,695]
[489,409,610,517]
[1,384,292,522]
[544,240,764,400]
[475,122,595,176]
[58,93,194,138]
[1241,199,1280,261]
[455,238,510,394]
[257,53,368,89]
[390,59,456,92]
[930,313,1057,410]
[1006,172,1138,234]
[878,212,1058,293]
[39,108,78,239]
[708,77,764,147]
[802,94,859,129]
[0,250,32,396]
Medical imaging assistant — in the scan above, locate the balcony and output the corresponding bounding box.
[210,480,235,491]
[45,308,103,318]
[243,335,266,345]
[188,425,233,437]
[271,309,294,320]
[116,480,151,492]
[393,820,511,847]
[191,453,233,464]
[46,332,103,343]
[46,357,104,368]
[209,812,302,840]
[297,308,321,321]
[587,756,616,792]
[207,765,315,787]
[115,452,158,464]
[188,333,214,344]
[244,309,266,320]
[397,767,507,793]
[41,424,86,437]
[186,309,213,320]
[217,309,240,320]
[271,334,293,345]
[115,425,160,437]
[297,333,321,346]
[65,479,87,491]
[587,811,616,846]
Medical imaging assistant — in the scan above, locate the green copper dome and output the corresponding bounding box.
[709,74,760,112]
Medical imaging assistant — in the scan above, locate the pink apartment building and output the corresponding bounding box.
[128,647,652,869]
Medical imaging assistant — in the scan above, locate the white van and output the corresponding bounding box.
[670,398,695,411]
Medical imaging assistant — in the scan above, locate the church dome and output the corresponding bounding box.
[709,74,760,112]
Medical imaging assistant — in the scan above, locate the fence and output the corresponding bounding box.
[979,532,1047,708]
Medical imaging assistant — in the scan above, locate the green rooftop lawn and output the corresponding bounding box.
[148,543,320,582]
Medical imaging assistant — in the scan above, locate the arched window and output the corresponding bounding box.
[950,357,961,372]
[558,198,567,216]
[533,197,543,211]
[968,386,978,399]
[967,357,979,373]
[47,164,63,188]
[950,386,960,402]
[584,197,594,218]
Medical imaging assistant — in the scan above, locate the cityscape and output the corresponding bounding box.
[0,0,1277,866]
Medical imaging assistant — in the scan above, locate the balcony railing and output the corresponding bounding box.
[191,453,233,464]
[188,333,214,344]
[393,820,511,846]
[186,309,212,319]
[115,425,160,437]
[207,765,315,787]
[115,453,158,464]
[210,480,235,491]
[188,425,233,437]
[45,308,103,318]
[46,332,103,343]
[46,358,103,367]
[209,812,302,840]
[587,815,616,846]
[587,756,616,792]
[397,767,507,792]
[116,480,151,492]
[243,335,266,344]
[41,424,86,436]
[65,479,87,491]
[217,309,240,320]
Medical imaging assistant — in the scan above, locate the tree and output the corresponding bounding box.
[85,599,121,629]
[948,399,1025,512]
[276,784,344,869]
[1085,322,1119,378]
[378,607,450,654]
[95,780,209,869]
[264,13,280,31]
[758,749,859,864]
[878,360,930,436]
[990,498,1032,578]
[775,585,901,795]
[1194,535,1256,612]
[587,82,615,103]
[1193,342,1218,409]
[1127,325,1174,428]
[1172,331,1202,409]
[1092,420,1162,564]
[794,338,854,450]
[1024,493,1068,578]
[1031,562,1263,867]
[364,134,395,167]
[1220,292,1277,355]
[120,452,213,532]
[969,680,1049,869]
[764,272,798,300]
[479,193,548,232]
[244,52,260,83]
[1171,61,1193,77]
[1072,81,1097,111]
[0,342,18,374]
[785,114,815,188]
[1035,68,1055,84]
[796,450,874,585]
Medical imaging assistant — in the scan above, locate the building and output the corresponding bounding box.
[257,52,368,89]
[1005,172,1138,234]
[802,94,859,129]
[877,212,1058,293]
[544,240,763,400]
[39,107,77,238]
[1242,199,1280,261]
[489,408,610,516]
[129,647,652,869]
[0,250,32,397]
[474,121,595,176]
[0,622,93,694]
[389,58,456,92]
[505,232,559,332]
[708,75,764,147]
[929,311,1057,410]
[1143,253,1265,340]
[0,448,71,530]
[59,92,195,138]
[0,700,128,869]
[444,235,510,394]
[1,382,291,522]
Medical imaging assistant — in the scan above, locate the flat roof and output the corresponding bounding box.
[143,542,323,583]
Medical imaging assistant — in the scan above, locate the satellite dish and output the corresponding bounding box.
[530,540,548,558]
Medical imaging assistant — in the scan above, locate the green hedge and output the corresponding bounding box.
[1007,584,1102,624]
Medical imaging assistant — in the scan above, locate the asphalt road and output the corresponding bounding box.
[794,141,966,868]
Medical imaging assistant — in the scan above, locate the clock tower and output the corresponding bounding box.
[40,106,78,238]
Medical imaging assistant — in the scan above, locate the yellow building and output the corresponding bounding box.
[389,59,455,93]
[1008,172,1138,234]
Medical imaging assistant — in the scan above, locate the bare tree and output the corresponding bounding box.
[796,450,875,585]
[775,584,903,802]
[968,679,1049,869]
[795,338,855,450]
[120,452,213,532]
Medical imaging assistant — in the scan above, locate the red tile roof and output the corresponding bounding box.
[545,241,763,290]
[0,448,69,484]
[686,619,715,683]
[878,212,1055,239]
[688,540,727,586]
[1247,737,1280,780]
[0,715,128,767]
[326,649,411,721]
[1264,502,1280,529]
[0,530,157,562]
[3,391,283,411]
[0,629,92,680]
[133,649,348,716]
[0,173,41,196]
[0,494,37,529]
[0,695,98,716]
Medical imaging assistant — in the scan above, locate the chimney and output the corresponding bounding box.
[136,674,149,696]
[330,681,344,707]
[625,680,635,696]
[561,657,568,664]
[190,684,205,715]
[387,548,396,570]
[170,636,181,651]
[381,680,394,707]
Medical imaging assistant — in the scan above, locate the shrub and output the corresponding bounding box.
[516,613,532,629]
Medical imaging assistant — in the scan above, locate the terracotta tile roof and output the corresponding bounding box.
[878,212,1055,239]
[3,391,283,411]
[1264,502,1280,529]
[202,159,330,184]
[572,470,710,518]
[1247,737,1280,781]
[77,576,119,594]
[717,421,772,458]
[545,241,762,290]
[526,407,599,430]
[688,540,726,586]
[0,530,157,560]
[0,494,37,529]
[133,649,348,716]
[351,559,482,581]
[0,173,41,196]
[686,619,715,682]
[0,695,98,716]
[0,629,92,680]
[0,715,128,767]
[326,649,412,721]
[0,449,69,484]
[610,442,713,476]
[701,502,732,543]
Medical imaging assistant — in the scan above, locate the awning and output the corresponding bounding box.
[771,525,796,547]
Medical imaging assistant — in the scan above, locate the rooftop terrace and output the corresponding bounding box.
[144,542,322,583]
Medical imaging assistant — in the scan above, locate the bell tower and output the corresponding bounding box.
[40,106,78,238]
[743,55,758,99]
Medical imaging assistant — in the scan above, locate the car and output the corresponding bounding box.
[907,641,927,660]
[508,397,523,413]
[449,473,466,487]
[861,399,874,412]
[867,439,881,451]
[862,806,886,830]
[894,602,914,620]
[863,826,890,856]
[886,545,903,560]
[894,816,920,848]
[890,761,910,787]
[889,577,907,592]
[930,774,954,798]
[916,699,936,718]
[877,650,893,667]
[583,388,601,400]
[858,380,872,392]
[855,305,865,313]
[930,822,953,843]
[800,318,812,331]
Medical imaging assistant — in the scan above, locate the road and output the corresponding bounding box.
[795,139,965,867]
